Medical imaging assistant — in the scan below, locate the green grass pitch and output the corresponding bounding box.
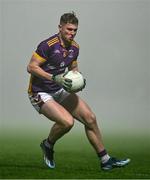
[0,130,150,179]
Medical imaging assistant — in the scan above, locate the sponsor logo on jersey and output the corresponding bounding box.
[60,61,65,67]
[47,64,56,70]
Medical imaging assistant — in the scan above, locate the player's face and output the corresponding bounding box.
[59,23,78,43]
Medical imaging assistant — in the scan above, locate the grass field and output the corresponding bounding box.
[0,129,150,179]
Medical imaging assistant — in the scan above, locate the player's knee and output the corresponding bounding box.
[62,117,74,131]
[84,112,97,128]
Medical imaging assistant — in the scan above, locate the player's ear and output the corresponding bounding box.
[58,24,62,31]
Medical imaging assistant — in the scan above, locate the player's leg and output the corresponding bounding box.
[61,93,130,170]
[40,100,74,169]
[40,100,74,143]
[29,92,74,168]
[61,93,105,153]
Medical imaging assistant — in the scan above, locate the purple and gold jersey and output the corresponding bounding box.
[28,34,79,94]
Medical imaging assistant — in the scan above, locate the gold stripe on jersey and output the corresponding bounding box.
[47,37,58,45]
[47,37,58,43]
[71,60,78,69]
[72,41,79,49]
[72,60,77,66]
[28,75,33,94]
[48,40,59,47]
[47,37,59,47]
[33,52,46,62]
[47,39,59,47]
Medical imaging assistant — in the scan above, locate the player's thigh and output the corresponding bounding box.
[41,100,74,126]
[61,93,96,126]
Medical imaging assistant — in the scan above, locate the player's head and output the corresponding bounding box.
[60,12,78,25]
[59,12,78,44]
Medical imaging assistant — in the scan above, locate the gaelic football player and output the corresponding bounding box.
[27,12,130,170]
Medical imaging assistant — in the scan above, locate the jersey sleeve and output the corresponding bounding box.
[34,41,49,62]
[72,40,79,61]
[73,46,79,62]
[69,47,79,68]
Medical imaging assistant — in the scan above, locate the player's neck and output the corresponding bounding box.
[58,33,71,49]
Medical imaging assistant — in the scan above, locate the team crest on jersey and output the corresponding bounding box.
[68,49,74,58]
[60,61,65,67]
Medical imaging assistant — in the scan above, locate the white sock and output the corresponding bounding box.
[101,154,111,164]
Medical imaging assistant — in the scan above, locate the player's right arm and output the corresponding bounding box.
[27,52,53,81]
[27,52,72,90]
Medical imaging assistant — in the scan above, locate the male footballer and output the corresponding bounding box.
[27,12,130,171]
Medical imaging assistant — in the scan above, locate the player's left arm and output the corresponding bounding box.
[68,60,79,71]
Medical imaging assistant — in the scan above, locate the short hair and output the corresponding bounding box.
[60,12,78,25]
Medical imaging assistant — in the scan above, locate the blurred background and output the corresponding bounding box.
[0,0,149,136]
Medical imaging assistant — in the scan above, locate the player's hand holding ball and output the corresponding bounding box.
[63,70,86,93]
[52,72,72,91]
[52,70,86,93]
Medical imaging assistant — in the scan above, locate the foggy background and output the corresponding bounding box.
[0,0,149,135]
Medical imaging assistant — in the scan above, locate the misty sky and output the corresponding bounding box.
[0,0,149,134]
